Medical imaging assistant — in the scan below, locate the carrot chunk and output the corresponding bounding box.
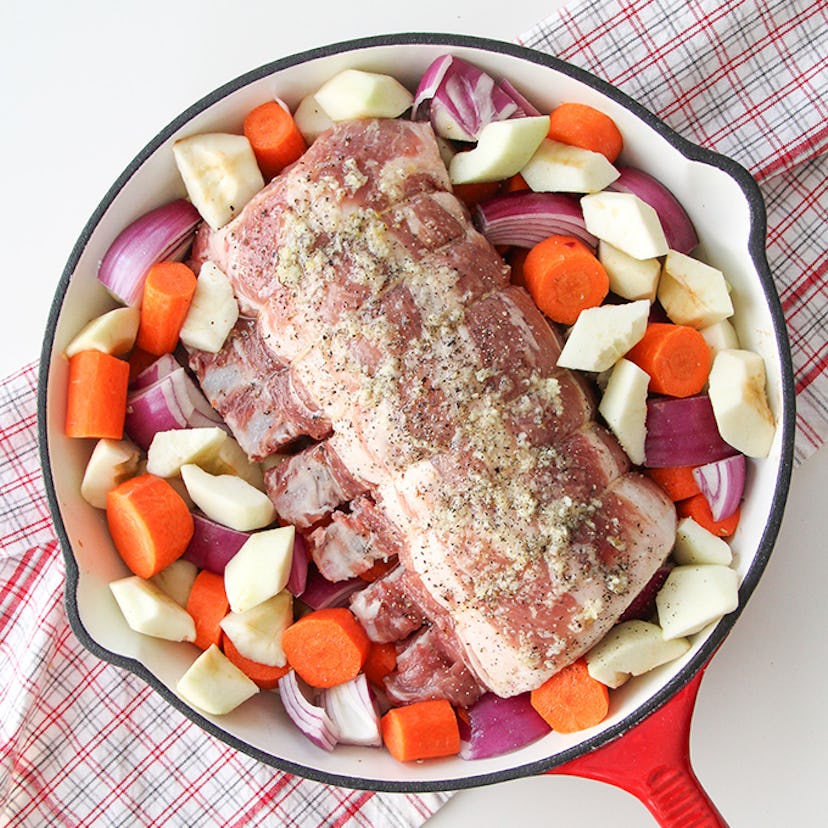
[186,569,230,651]
[626,322,712,398]
[106,473,194,578]
[677,493,740,537]
[281,607,370,689]
[362,641,397,689]
[522,235,609,325]
[547,102,623,162]
[243,100,307,180]
[645,465,702,501]
[222,636,290,689]
[530,658,609,733]
[65,350,130,439]
[380,699,460,762]
[136,261,197,356]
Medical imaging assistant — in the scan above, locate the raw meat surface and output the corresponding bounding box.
[193,118,675,698]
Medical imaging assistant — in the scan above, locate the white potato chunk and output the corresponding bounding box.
[598,240,661,301]
[557,299,650,373]
[293,94,335,143]
[224,525,295,613]
[147,427,227,478]
[449,116,549,184]
[586,620,691,688]
[81,438,142,509]
[219,591,293,667]
[708,349,776,458]
[598,358,650,465]
[109,575,196,642]
[150,559,199,607]
[202,436,265,491]
[657,250,734,328]
[179,262,240,353]
[314,69,414,121]
[673,517,733,566]
[581,192,668,260]
[656,565,740,639]
[65,307,141,357]
[177,644,259,715]
[180,463,275,531]
[521,139,620,193]
[173,133,264,231]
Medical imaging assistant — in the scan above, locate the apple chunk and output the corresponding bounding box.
[224,525,295,613]
[81,438,142,509]
[521,139,620,193]
[581,191,668,260]
[109,576,196,642]
[314,69,413,121]
[177,644,259,715]
[656,564,740,639]
[179,262,239,354]
[65,307,141,357]
[598,358,650,465]
[219,591,293,667]
[657,250,733,328]
[147,427,227,478]
[598,240,661,301]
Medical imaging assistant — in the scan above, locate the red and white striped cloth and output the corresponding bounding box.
[2,2,826,825]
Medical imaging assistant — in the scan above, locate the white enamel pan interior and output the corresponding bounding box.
[38,33,795,792]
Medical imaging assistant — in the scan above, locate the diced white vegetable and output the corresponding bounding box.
[598,358,650,465]
[65,307,141,357]
[581,192,668,260]
[557,299,650,373]
[178,262,240,353]
[322,674,382,746]
[219,591,293,667]
[314,69,414,121]
[586,620,691,688]
[80,438,142,509]
[707,348,776,458]
[224,525,295,613]
[173,133,265,231]
[657,250,734,328]
[521,139,620,194]
[177,644,259,715]
[109,575,196,642]
[180,463,275,531]
[293,94,335,143]
[146,427,227,478]
[150,559,199,607]
[700,318,740,356]
[203,436,266,491]
[656,565,740,639]
[448,116,549,185]
[673,517,733,566]
[598,240,661,301]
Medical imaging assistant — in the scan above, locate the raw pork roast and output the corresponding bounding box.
[189,118,675,703]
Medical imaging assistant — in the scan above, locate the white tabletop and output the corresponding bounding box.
[5,2,825,825]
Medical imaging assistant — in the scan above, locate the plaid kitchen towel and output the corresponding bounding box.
[0,363,451,826]
[518,0,828,463]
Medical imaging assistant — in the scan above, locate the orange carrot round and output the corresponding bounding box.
[626,322,712,398]
[380,699,460,762]
[243,100,307,180]
[281,607,370,689]
[186,569,229,651]
[548,102,624,162]
[222,635,290,689]
[530,658,609,733]
[522,235,609,325]
[65,350,130,439]
[136,262,197,356]
[677,493,740,537]
[106,473,194,578]
[645,465,702,502]
[362,641,397,689]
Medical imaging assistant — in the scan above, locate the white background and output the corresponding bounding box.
[4,2,826,825]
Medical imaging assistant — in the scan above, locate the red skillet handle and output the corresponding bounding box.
[545,666,728,827]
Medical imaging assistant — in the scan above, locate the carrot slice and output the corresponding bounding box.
[362,641,397,689]
[106,473,194,578]
[677,493,740,537]
[281,607,370,689]
[547,102,623,162]
[505,172,530,192]
[222,635,290,689]
[243,100,307,180]
[186,569,230,651]
[380,699,460,762]
[522,235,609,324]
[626,322,712,398]
[127,345,158,384]
[645,465,701,502]
[135,261,197,356]
[65,350,130,439]
[530,658,609,733]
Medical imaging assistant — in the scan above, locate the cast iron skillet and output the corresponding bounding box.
[38,33,795,826]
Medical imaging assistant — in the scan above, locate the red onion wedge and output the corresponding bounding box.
[278,671,338,751]
[287,532,309,598]
[644,394,739,468]
[98,199,201,307]
[125,368,196,451]
[412,54,454,121]
[692,453,746,521]
[182,512,250,574]
[608,167,699,254]
[498,79,542,117]
[130,353,179,390]
[474,191,597,250]
[321,674,382,747]
[300,564,364,610]
[458,692,550,760]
